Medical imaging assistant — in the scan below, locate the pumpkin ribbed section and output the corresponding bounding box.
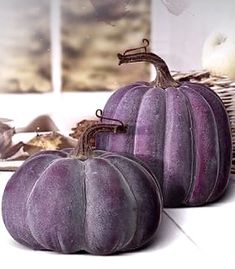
[97,82,232,207]
[2,150,162,255]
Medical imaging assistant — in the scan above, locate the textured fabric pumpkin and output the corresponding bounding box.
[2,123,162,255]
[97,40,232,207]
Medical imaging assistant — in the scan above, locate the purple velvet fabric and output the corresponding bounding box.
[2,150,162,255]
[96,82,232,207]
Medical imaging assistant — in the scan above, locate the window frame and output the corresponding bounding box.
[0,0,155,131]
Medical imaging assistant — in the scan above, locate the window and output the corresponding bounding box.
[0,1,51,93]
[0,0,151,94]
[61,0,151,91]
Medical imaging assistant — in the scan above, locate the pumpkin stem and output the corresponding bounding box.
[72,109,127,160]
[95,109,125,128]
[123,38,150,55]
[117,39,179,89]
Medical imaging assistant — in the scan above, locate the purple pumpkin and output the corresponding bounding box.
[2,123,162,255]
[97,39,232,207]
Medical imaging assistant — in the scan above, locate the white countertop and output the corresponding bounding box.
[0,169,234,269]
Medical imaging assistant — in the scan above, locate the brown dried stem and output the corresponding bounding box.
[117,39,179,89]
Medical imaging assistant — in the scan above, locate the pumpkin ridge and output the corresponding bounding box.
[184,83,231,202]
[56,229,66,252]
[163,88,193,206]
[110,84,147,118]
[83,157,137,254]
[6,154,63,250]
[108,85,149,153]
[25,157,69,251]
[133,86,166,188]
[103,154,162,250]
[49,227,63,252]
[190,87,220,204]
[180,87,220,205]
[102,156,139,251]
[25,157,66,213]
[97,83,144,149]
[101,155,139,250]
[197,91,220,203]
[184,82,230,111]
[178,87,196,205]
[125,158,163,248]
[26,158,86,252]
[99,151,162,194]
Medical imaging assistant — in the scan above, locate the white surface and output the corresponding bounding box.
[0,169,235,268]
[166,180,235,256]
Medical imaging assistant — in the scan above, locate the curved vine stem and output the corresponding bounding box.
[96,109,125,128]
[117,39,179,89]
[72,110,127,160]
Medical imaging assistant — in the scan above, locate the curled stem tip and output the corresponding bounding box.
[123,38,150,55]
[117,38,150,65]
[117,39,179,89]
[95,109,125,129]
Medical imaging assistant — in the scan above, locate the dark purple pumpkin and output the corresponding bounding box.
[97,39,232,207]
[2,123,162,255]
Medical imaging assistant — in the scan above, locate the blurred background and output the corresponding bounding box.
[152,0,235,72]
[0,0,234,130]
[0,0,150,93]
[0,1,51,93]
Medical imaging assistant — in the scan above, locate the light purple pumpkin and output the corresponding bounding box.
[97,40,232,207]
[2,124,162,255]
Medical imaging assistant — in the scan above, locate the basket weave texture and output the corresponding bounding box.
[172,70,235,174]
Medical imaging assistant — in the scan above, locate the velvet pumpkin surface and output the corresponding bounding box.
[2,149,162,255]
[97,42,232,207]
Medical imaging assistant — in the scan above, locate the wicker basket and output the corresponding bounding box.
[172,70,235,174]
